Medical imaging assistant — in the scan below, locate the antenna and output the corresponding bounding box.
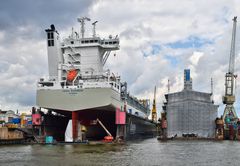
[211,77,214,103]
[71,27,74,38]
[211,77,213,95]
[154,86,156,101]
[77,17,91,38]
[92,21,98,37]
[168,79,170,93]
[75,32,79,39]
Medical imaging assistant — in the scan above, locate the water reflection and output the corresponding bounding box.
[0,139,240,166]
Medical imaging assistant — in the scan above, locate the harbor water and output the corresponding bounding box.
[0,138,240,166]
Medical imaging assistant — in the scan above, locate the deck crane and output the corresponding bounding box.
[222,16,238,138]
[152,86,157,122]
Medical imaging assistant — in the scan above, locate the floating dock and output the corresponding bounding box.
[160,69,218,139]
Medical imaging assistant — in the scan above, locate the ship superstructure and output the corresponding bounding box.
[36,17,156,142]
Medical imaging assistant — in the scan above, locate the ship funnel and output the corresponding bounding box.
[45,25,62,79]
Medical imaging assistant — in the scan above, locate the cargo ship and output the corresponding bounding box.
[36,17,156,142]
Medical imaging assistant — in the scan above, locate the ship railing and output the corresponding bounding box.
[126,96,150,114]
[37,73,121,92]
[82,80,120,92]
[37,76,59,88]
[127,108,148,119]
[37,83,62,89]
[38,76,58,82]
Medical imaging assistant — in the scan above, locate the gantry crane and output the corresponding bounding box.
[152,86,157,122]
[222,16,238,134]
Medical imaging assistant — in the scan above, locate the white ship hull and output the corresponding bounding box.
[37,87,156,141]
[37,88,122,112]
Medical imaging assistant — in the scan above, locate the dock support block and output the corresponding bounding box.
[72,111,78,142]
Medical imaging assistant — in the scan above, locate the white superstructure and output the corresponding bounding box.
[44,18,120,88]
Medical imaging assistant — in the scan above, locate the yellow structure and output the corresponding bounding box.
[20,113,26,128]
[152,86,157,122]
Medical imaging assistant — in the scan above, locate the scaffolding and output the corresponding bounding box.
[165,90,218,138]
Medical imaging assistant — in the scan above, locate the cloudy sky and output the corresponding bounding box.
[0,0,240,116]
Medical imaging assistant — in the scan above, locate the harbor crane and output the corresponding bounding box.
[222,16,238,136]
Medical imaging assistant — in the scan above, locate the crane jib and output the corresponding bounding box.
[228,16,237,74]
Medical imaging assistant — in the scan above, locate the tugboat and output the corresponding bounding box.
[36,17,156,142]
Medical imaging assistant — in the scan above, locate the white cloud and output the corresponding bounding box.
[0,31,4,41]
[189,51,204,66]
[1,0,240,117]
[0,33,47,111]
[88,0,240,116]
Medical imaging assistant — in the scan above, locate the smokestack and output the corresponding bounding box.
[45,24,62,80]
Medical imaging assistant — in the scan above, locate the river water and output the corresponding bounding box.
[0,138,240,166]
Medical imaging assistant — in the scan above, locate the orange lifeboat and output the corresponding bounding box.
[67,69,78,82]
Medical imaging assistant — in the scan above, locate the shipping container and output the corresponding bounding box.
[12,118,21,124]
[45,136,53,143]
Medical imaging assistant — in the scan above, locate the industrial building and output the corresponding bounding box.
[163,69,218,138]
[0,110,19,124]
